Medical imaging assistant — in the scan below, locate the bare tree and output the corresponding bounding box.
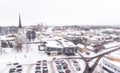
[1,40,8,48]
[26,30,36,41]
[15,33,27,52]
[31,30,36,41]
[26,31,31,41]
[15,43,22,52]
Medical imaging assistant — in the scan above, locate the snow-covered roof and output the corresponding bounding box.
[42,37,76,48]
[77,44,85,48]
[57,39,76,48]
[104,42,120,48]
[109,50,120,58]
[0,36,15,41]
[45,40,63,48]
[41,37,62,41]
[87,46,94,50]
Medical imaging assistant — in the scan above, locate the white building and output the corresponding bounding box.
[41,37,77,56]
[101,50,120,73]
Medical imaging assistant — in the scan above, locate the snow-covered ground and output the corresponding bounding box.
[1,34,120,73]
[0,42,119,73]
[0,42,87,73]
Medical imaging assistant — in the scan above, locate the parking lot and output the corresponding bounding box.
[0,58,85,73]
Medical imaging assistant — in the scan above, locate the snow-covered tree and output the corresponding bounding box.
[26,31,31,41]
[15,34,27,52]
[31,30,36,41]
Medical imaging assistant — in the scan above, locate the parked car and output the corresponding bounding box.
[42,63,47,66]
[60,59,65,63]
[55,60,60,64]
[35,66,41,71]
[56,64,62,70]
[76,67,81,71]
[7,63,19,67]
[9,68,16,73]
[35,71,41,73]
[36,61,41,65]
[42,60,47,63]
[72,60,78,63]
[16,68,22,73]
[43,66,48,73]
[37,61,41,63]
[13,63,19,66]
[43,68,48,73]
[16,65,22,68]
[63,65,68,70]
[62,62,67,66]
[58,69,64,73]
[65,69,71,73]
[7,63,12,66]
[73,60,81,71]
[36,63,41,65]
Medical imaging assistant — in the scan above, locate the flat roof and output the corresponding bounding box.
[45,40,63,48]
[77,44,85,48]
[57,39,76,48]
[42,37,76,48]
[104,42,120,48]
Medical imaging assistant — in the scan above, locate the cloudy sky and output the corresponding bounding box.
[0,0,120,26]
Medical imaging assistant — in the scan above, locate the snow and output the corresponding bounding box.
[1,28,120,73]
[107,48,120,58]
[0,41,85,73]
[0,36,15,40]
[78,45,120,58]
[45,40,63,48]
[58,38,76,47]
[0,41,118,73]
[77,44,85,48]
[87,46,94,50]
[0,43,86,73]
[104,42,120,48]
[0,43,53,73]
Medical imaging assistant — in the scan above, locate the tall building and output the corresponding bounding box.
[18,14,23,34]
[18,14,22,28]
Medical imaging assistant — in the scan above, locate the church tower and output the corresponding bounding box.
[18,14,22,28]
[18,14,23,34]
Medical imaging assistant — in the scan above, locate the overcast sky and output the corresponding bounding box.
[0,0,120,26]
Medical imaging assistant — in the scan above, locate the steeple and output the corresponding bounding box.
[18,14,22,28]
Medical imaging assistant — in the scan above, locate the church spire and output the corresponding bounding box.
[18,14,22,28]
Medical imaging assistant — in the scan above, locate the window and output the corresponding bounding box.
[56,48,61,51]
[47,47,51,51]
